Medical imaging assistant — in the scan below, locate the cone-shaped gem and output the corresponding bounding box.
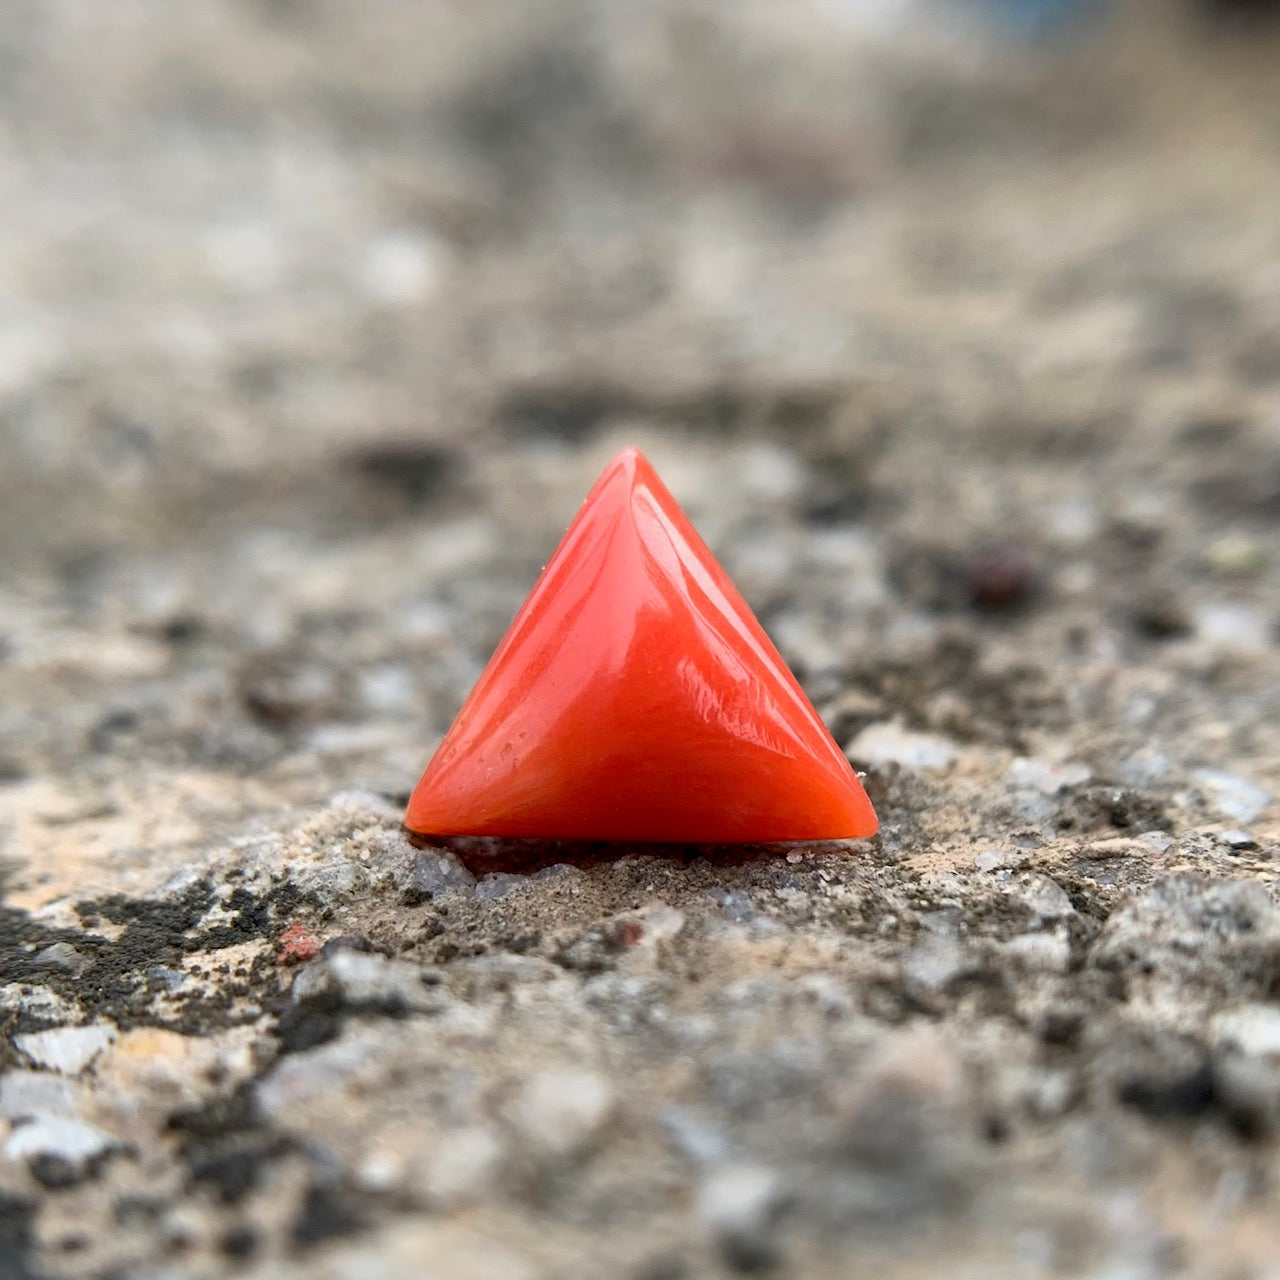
[405,447,878,843]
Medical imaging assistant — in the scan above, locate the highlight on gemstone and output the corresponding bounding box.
[404,447,878,844]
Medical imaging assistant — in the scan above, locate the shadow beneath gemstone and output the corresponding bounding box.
[403,829,863,875]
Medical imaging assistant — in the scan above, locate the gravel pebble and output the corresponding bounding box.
[1212,1006,1280,1058]
[474,873,529,901]
[0,1071,80,1120]
[904,935,967,996]
[31,942,91,975]
[698,1164,784,1272]
[1010,874,1076,923]
[1006,757,1092,794]
[1093,876,1280,984]
[847,721,958,772]
[4,1116,122,1185]
[1214,1054,1280,1137]
[293,950,447,1015]
[1023,1070,1077,1120]
[14,1024,117,1075]
[1193,769,1272,824]
[709,888,757,923]
[404,848,476,899]
[974,849,1011,871]
[1194,602,1271,651]
[1218,829,1259,852]
[1119,750,1173,787]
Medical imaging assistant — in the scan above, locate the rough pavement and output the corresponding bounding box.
[3,3,1280,1277]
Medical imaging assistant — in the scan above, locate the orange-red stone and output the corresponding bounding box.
[404,447,877,843]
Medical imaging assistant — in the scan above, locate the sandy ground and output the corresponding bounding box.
[3,2,1280,1277]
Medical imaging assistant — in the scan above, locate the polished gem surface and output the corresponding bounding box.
[404,447,878,842]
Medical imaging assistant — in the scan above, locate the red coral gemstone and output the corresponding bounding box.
[404,447,877,843]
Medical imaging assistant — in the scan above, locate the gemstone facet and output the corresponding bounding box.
[404,447,878,843]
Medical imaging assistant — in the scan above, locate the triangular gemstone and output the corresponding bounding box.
[404,447,878,843]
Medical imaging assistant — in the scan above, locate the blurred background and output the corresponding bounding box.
[4,6,1280,1278]
[2,0,1280,854]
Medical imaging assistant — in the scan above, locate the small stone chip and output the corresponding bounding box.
[1006,757,1091,795]
[847,721,958,772]
[698,1164,783,1272]
[403,849,476,903]
[1194,769,1271,824]
[4,1116,121,1186]
[1219,829,1260,853]
[1011,874,1075,924]
[31,943,90,976]
[0,1071,79,1120]
[14,1024,117,1076]
[292,949,447,1015]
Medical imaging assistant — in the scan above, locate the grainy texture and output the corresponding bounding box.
[2,2,1280,1277]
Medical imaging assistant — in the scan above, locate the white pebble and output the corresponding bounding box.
[1194,603,1270,652]
[1012,875,1075,924]
[0,1071,80,1120]
[1007,757,1091,795]
[4,1115,118,1165]
[1212,1006,1280,1058]
[847,721,957,772]
[1194,769,1272,824]
[698,1164,781,1239]
[14,1024,117,1076]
